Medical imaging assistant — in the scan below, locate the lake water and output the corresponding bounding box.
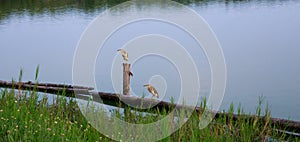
[0,0,300,121]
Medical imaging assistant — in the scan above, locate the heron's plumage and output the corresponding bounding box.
[117,49,128,61]
[144,84,159,98]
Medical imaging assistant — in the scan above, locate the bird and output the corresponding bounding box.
[143,84,159,98]
[117,49,128,61]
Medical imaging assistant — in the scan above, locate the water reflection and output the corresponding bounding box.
[1,0,296,22]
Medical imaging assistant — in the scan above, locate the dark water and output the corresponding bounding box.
[0,0,300,121]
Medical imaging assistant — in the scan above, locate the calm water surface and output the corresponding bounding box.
[0,0,299,120]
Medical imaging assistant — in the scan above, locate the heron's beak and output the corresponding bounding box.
[143,84,148,87]
[117,49,120,51]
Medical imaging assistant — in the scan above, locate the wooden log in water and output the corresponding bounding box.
[25,81,94,90]
[0,80,93,90]
[122,63,131,117]
[123,63,131,96]
[0,80,92,95]
[77,91,300,133]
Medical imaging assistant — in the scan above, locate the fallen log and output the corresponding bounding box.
[24,81,94,90]
[0,80,93,95]
[1,80,300,134]
[76,91,300,134]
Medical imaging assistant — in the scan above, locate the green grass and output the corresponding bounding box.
[0,88,299,141]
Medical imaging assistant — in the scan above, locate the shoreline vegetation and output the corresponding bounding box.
[1,79,300,132]
[0,89,299,141]
[0,82,299,141]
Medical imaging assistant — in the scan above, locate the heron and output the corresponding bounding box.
[143,84,159,98]
[117,49,128,61]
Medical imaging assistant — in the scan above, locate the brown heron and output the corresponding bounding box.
[143,84,159,98]
[117,49,128,61]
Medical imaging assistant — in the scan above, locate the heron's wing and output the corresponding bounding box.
[152,87,158,95]
[122,50,127,55]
